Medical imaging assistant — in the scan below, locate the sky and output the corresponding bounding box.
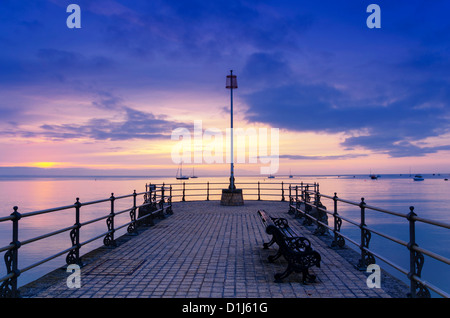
[0,0,449,177]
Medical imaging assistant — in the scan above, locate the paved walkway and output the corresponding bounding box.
[26,201,391,298]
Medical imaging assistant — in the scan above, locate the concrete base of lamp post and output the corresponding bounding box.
[220,189,244,206]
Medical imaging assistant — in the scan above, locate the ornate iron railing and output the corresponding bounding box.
[288,183,450,298]
[150,181,317,202]
[0,184,172,298]
[2,180,447,298]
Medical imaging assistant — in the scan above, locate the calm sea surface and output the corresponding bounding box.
[1,174,449,296]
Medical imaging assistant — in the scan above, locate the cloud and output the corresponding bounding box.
[280,154,368,160]
[91,91,125,110]
[241,52,293,87]
[0,48,115,89]
[243,78,450,157]
[36,49,114,71]
[1,0,450,162]
[1,106,189,142]
[0,1,316,95]
[80,0,316,65]
[0,166,164,177]
[342,136,450,158]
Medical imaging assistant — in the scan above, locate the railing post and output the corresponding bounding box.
[104,193,116,247]
[66,199,82,266]
[0,206,21,298]
[357,197,374,270]
[182,182,186,202]
[294,185,300,218]
[127,190,138,234]
[160,183,165,210]
[303,185,312,226]
[158,184,166,217]
[331,193,345,248]
[257,181,261,201]
[407,206,430,298]
[148,183,153,204]
[313,191,327,235]
[281,181,285,201]
[288,185,294,214]
[166,185,173,215]
[145,183,148,202]
[301,182,305,201]
[314,188,319,206]
[207,182,210,201]
[11,207,20,298]
[357,197,366,269]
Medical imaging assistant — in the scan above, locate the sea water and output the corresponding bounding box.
[0,174,449,296]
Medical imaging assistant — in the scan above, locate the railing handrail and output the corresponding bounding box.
[150,181,317,203]
[288,185,450,299]
[0,181,312,298]
[0,185,172,298]
[4,180,445,298]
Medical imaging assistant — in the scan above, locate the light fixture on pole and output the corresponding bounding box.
[226,70,237,190]
[221,70,244,206]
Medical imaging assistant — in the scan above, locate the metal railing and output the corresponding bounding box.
[0,184,172,298]
[288,183,450,298]
[3,180,447,298]
[150,181,317,202]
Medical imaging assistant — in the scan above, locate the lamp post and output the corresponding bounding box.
[221,70,244,206]
[226,70,237,190]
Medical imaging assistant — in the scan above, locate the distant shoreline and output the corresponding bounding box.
[1,173,449,180]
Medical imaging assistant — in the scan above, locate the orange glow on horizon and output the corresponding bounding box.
[29,162,64,168]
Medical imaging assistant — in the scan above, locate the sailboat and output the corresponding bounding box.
[191,167,198,178]
[176,163,189,180]
[289,169,293,178]
[268,174,275,179]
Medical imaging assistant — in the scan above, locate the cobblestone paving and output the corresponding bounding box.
[31,201,391,298]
